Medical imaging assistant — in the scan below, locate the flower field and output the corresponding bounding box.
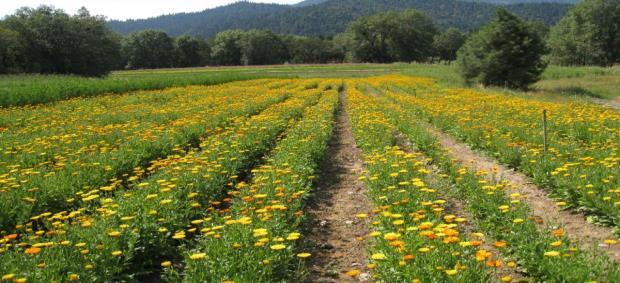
[1,75,618,282]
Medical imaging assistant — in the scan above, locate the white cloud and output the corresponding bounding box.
[0,0,301,20]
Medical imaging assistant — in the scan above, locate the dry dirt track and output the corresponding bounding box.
[304,92,373,282]
[423,125,620,261]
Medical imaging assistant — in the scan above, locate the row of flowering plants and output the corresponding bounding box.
[361,78,620,282]
[0,80,325,282]
[345,84,499,282]
[371,75,620,231]
[172,82,341,282]
[0,80,295,230]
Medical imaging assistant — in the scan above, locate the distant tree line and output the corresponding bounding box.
[0,0,618,79]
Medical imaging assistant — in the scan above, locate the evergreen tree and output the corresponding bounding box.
[457,9,547,89]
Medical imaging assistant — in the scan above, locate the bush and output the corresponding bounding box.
[456,9,547,90]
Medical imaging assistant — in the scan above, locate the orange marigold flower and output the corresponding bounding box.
[25,247,41,255]
[552,228,565,237]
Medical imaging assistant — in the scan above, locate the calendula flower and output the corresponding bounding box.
[111,250,123,257]
[189,253,207,260]
[346,269,361,277]
[107,231,121,237]
[371,253,386,260]
[544,251,560,257]
[270,244,286,250]
[25,247,41,255]
[297,252,311,258]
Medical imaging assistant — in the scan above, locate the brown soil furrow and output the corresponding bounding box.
[423,125,620,261]
[590,97,620,110]
[304,91,373,283]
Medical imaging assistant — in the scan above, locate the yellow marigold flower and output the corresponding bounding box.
[111,250,123,257]
[189,253,207,260]
[69,274,79,281]
[418,247,430,253]
[446,270,458,276]
[604,239,618,245]
[544,251,560,257]
[108,231,121,237]
[286,232,301,241]
[501,276,513,282]
[297,252,311,259]
[356,213,368,219]
[161,261,172,268]
[371,253,386,260]
[15,278,26,283]
[384,232,400,241]
[2,274,16,281]
[512,218,524,224]
[270,244,286,250]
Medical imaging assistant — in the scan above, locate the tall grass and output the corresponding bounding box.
[0,71,263,108]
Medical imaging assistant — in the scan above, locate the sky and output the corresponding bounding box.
[0,0,302,21]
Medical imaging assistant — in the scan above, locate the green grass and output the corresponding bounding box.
[0,71,262,108]
[1,63,617,108]
[533,66,620,99]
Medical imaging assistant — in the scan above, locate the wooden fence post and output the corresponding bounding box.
[542,109,548,154]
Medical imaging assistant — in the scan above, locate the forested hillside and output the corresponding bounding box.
[107,0,572,37]
[294,0,328,6]
[462,0,577,3]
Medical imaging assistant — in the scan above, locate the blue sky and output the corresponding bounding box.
[1,0,301,20]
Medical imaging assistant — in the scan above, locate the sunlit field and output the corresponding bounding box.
[0,66,618,282]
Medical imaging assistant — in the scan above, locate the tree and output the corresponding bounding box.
[0,26,25,74]
[284,35,343,64]
[122,29,175,69]
[386,9,438,62]
[347,9,437,63]
[548,0,620,66]
[433,28,466,62]
[2,6,121,76]
[240,29,288,65]
[175,35,210,67]
[456,9,547,89]
[210,30,245,66]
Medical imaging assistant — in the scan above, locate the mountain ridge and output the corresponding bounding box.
[107,0,573,38]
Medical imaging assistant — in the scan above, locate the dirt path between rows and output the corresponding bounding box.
[591,97,620,110]
[424,125,620,261]
[304,92,373,282]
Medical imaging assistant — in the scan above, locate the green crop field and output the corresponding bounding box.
[1,64,619,282]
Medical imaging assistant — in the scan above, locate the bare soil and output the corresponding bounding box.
[424,125,620,261]
[591,97,620,110]
[304,92,373,282]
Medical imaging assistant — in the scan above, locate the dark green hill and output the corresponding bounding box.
[107,0,573,37]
